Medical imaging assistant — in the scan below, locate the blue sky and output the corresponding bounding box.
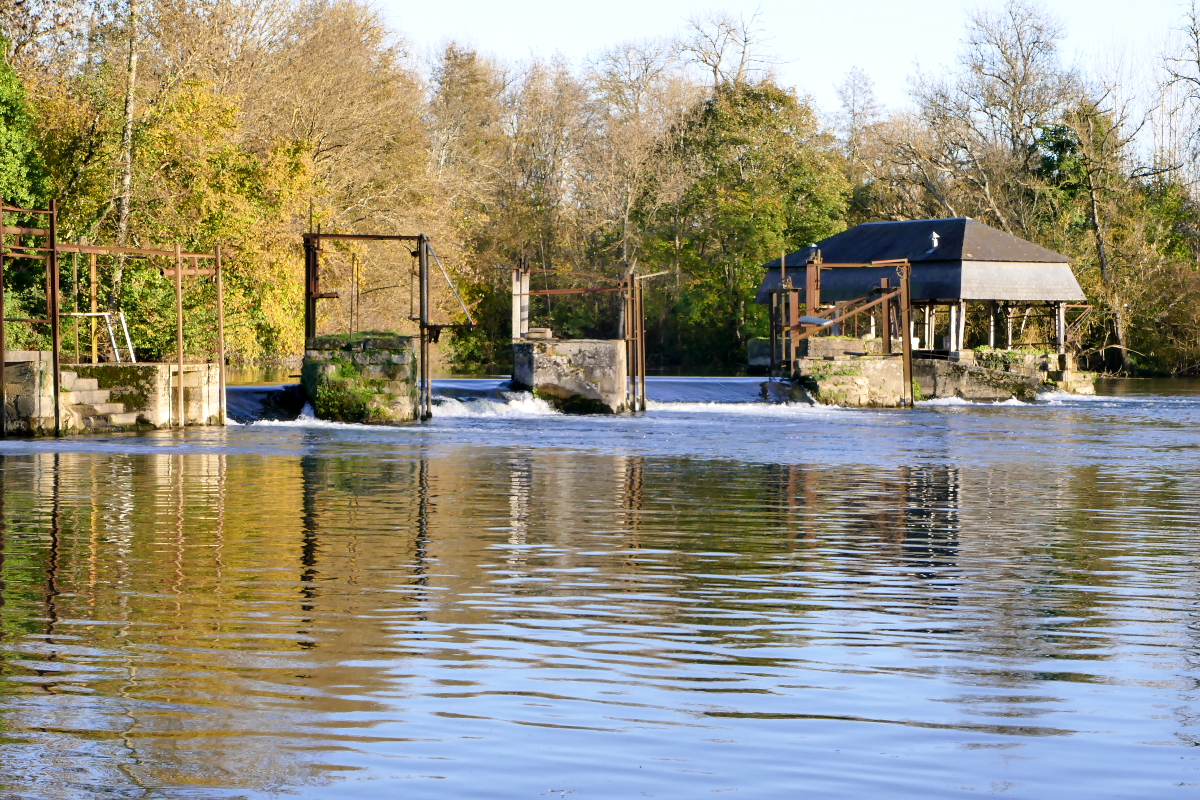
[376,0,1190,112]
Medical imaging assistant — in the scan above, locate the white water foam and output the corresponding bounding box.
[249,416,371,430]
[917,396,1031,407]
[646,400,846,415]
[433,393,559,418]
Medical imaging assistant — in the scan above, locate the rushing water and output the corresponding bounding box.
[1,378,1199,798]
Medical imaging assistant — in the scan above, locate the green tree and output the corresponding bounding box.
[0,40,46,208]
[639,81,847,366]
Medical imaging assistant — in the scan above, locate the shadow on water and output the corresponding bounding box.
[0,384,1197,797]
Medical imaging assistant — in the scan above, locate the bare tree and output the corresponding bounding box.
[583,39,696,267]
[0,0,85,68]
[678,10,772,87]
[836,67,881,162]
[888,0,1078,232]
[1162,1,1200,181]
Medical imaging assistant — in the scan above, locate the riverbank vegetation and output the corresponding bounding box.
[2,1,1200,373]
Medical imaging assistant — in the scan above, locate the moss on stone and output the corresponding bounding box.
[534,389,614,415]
[302,337,418,424]
[74,364,155,410]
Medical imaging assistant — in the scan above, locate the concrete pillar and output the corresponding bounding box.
[948,303,957,351]
[988,301,996,348]
[520,270,530,337]
[1005,304,1013,349]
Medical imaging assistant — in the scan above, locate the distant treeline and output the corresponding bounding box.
[2,1,1200,373]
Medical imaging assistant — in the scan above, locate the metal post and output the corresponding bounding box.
[216,246,226,425]
[637,279,646,411]
[72,252,79,363]
[769,292,778,375]
[0,203,6,438]
[49,199,61,436]
[1005,304,1013,349]
[899,264,914,408]
[773,252,785,376]
[788,288,799,371]
[175,242,184,428]
[303,235,317,343]
[89,253,97,363]
[418,234,430,420]
[880,278,892,355]
[988,300,996,349]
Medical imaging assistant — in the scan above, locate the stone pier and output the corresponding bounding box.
[512,339,628,414]
[301,334,418,424]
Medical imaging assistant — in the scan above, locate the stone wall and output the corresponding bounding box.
[767,355,1046,407]
[73,363,224,428]
[512,339,627,414]
[3,360,223,435]
[302,334,417,424]
[972,349,1096,395]
[794,357,905,407]
[911,359,1042,402]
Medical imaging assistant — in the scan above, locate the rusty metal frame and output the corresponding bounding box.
[303,231,474,421]
[1,198,226,435]
[1,200,62,436]
[769,255,915,407]
[510,265,659,412]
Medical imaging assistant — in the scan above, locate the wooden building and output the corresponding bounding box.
[755,217,1085,352]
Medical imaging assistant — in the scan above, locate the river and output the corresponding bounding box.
[1,378,1198,798]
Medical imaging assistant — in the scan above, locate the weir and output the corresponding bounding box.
[300,231,472,424]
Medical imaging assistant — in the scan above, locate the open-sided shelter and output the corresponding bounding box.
[755,218,1086,352]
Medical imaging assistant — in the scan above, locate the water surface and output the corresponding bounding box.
[1,378,1198,798]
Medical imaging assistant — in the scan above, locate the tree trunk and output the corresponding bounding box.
[1084,171,1129,373]
[111,0,138,310]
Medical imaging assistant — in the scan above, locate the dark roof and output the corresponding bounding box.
[762,218,1070,268]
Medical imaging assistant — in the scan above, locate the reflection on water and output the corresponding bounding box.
[1,384,1199,798]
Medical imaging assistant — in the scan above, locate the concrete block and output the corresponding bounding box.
[65,389,111,405]
[513,339,627,413]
